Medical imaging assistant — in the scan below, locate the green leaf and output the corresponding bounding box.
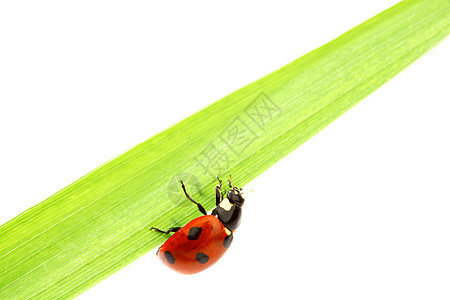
[0,0,448,298]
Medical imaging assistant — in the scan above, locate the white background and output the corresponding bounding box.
[1,1,449,299]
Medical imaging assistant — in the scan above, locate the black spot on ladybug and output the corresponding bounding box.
[187,227,203,240]
[196,253,209,264]
[164,250,175,264]
[223,234,233,248]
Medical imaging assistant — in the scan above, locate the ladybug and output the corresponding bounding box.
[150,175,245,274]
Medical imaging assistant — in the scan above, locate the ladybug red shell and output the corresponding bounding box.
[156,215,233,274]
[150,176,245,274]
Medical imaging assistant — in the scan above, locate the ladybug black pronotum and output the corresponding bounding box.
[150,175,245,274]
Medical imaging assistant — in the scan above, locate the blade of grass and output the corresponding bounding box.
[0,0,448,298]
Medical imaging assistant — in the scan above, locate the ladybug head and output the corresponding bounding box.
[214,175,245,231]
[226,187,245,208]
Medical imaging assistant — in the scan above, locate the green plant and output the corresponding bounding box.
[0,0,448,298]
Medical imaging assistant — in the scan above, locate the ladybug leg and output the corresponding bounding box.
[211,187,222,217]
[215,175,223,206]
[150,226,181,234]
[217,175,227,195]
[216,175,223,189]
[180,181,207,215]
[211,175,224,217]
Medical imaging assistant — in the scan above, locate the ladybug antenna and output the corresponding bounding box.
[228,174,233,188]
